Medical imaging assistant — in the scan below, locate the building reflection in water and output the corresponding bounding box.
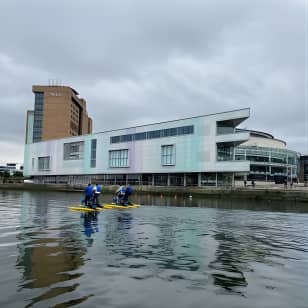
[15,192,89,307]
[209,210,274,295]
[82,212,99,246]
[104,212,134,258]
[209,231,248,294]
[103,211,204,277]
[12,191,291,304]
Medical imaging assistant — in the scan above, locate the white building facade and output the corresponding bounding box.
[24,108,251,186]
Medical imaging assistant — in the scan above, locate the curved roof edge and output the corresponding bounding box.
[236,129,286,146]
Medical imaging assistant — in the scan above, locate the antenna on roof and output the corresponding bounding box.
[48,79,63,86]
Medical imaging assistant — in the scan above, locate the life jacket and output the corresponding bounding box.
[126,186,133,195]
[84,185,93,197]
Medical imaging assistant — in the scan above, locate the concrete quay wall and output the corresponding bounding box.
[0,183,308,202]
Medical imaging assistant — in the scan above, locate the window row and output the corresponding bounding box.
[109,145,175,167]
[32,143,176,170]
[110,125,194,144]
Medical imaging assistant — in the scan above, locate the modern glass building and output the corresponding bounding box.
[24,108,252,187]
[235,130,299,183]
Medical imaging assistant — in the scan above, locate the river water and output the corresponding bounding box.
[0,190,307,308]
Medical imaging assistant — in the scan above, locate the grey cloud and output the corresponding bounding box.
[0,0,259,79]
[0,0,306,163]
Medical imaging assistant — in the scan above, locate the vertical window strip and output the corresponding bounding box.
[90,139,97,168]
[32,92,44,143]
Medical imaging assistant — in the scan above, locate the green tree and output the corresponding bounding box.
[0,171,10,178]
[13,171,23,177]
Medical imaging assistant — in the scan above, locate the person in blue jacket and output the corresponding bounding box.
[92,183,102,207]
[115,185,126,204]
[123,184,133,205]
[84,183,93,208]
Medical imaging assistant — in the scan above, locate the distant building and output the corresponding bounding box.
[0,165,8,173]
[235,130,299,183]
[24,108,251,186]
[299,156,308,183]
[26,85,92,144]
[0,163,23,176]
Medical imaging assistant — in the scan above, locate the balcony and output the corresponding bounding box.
[217,126,236,135]
[216,131,250,146]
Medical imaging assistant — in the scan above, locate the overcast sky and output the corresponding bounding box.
[0,0,306,164]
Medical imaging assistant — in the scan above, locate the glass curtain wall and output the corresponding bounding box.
[235,146,298,181]
[217,144,234,161]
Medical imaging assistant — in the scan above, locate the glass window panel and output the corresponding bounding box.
[177,127,184,135]
[111,136,121,143]
[120,134,133,142]
[217,144,234,161]
[183,125,193,134]
[164,128,177,137]
[135,132,147,140]
[38,156,50,171]
[110,125,194,143]
[147,130,161,139]
[109,149,129,167]
[64,141,84,160]
[161,145,175,165]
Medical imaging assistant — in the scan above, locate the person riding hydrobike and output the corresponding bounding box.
[114,184,133,205]
[92,183,102,207]
[123,184,133,205]
[83,183,94,208]
[114,185,127,205]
